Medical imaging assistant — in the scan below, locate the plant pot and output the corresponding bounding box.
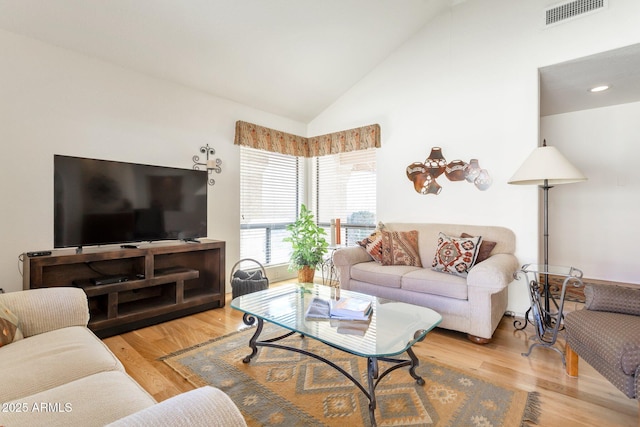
[297,266,315,283]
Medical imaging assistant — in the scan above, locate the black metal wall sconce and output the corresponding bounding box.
[406,147,492,195]
[193,144,222,186]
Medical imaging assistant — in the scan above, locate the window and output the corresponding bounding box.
[239,147,304,265]
[240,146,376,265]
[311,149,377,246]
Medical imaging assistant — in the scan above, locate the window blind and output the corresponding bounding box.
[240,147,304,266]
[311,149,377,246]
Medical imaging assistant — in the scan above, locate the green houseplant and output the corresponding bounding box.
[283,204,329,283]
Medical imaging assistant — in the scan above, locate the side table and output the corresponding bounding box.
[514,264,583,365]
[320,245,344,287]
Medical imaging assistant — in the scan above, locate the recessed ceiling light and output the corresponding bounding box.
[589,85,610,93]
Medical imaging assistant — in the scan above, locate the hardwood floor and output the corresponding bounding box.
[103,285,638,427]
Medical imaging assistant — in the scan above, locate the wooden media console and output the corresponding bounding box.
[23,240,225,337]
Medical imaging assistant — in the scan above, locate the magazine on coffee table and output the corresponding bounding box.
[305,296,372,321]
[330,318,372,336]
[331,297,372,319]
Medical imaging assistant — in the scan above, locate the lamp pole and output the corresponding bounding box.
[542,178,552,324]
[508,139,587,331]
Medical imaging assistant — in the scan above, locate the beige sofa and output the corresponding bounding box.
[0,287,246,427]
[333,223,519,342]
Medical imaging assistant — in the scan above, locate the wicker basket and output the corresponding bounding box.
[230,258,269,299]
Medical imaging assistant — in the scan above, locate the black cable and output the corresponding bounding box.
[17,253,24,277]
[85,262,114,277]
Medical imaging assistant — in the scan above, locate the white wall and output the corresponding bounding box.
[542,101,640,284]
[0,29,305,293]
[308,0,640,315]
[2,1,640,311]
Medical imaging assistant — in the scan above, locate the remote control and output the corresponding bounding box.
[27,251,52,257]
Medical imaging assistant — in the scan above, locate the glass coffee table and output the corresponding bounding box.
[231,283,442,426]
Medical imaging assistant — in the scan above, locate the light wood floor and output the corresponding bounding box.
[103,285,638,427]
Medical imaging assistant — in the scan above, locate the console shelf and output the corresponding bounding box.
[23,240,225,337]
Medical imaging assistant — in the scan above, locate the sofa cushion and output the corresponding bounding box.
[0,302,23,347]
[351,262,421,288]
[380,223,515,268]
[431,232,482,277]
[0,371,156,427]
[0,287,89,338]
[381,230,421,267]
[357,223,385,263]
[566,310,640,376]
[401,269,468,300]
[107,386,247,427]
[461,233,496,264]
[585,284,640,316]
[0,326,124,402]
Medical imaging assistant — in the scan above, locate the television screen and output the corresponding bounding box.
[54,155,208,248]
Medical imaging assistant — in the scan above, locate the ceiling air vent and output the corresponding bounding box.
[545,0,608,26]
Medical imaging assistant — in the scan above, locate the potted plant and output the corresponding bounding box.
[283,204,329,283]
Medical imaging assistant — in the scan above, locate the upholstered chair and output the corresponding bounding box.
[564,284,640,415]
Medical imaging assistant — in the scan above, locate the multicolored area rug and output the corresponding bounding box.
[161,326,539,426]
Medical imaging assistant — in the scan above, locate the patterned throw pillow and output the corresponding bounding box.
[432,232,482,277]
[0,302,22,347]
[357,222,385,263]
[461,233,496,264]
[381,230,422,267]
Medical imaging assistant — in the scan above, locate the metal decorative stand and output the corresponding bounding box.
[320,246,342,287]
[514,264,583,365]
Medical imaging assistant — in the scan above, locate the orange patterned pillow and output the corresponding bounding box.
[357,223,385,263]
[381,230,422,267]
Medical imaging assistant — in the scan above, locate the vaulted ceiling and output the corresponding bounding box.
[1,0,638,122]
[0,0,458,122]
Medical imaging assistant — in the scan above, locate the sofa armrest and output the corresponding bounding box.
[467,253,519,292]
[0,287,89,337]
[333,246,372,267]
[585,284,640,316]
[333,246,373,290]
[106,386,247,427]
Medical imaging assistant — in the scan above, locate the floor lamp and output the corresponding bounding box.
[508,140,587,323]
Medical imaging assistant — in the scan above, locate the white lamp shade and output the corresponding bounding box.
[508,145,587,185]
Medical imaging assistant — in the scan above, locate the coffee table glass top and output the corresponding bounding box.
[231,283,442,358]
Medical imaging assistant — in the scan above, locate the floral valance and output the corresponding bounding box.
[234,121,380,157]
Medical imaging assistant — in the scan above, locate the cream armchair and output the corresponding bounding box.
[0,287,246,427]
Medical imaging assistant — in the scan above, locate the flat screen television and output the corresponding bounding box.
[54,155,208,248]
